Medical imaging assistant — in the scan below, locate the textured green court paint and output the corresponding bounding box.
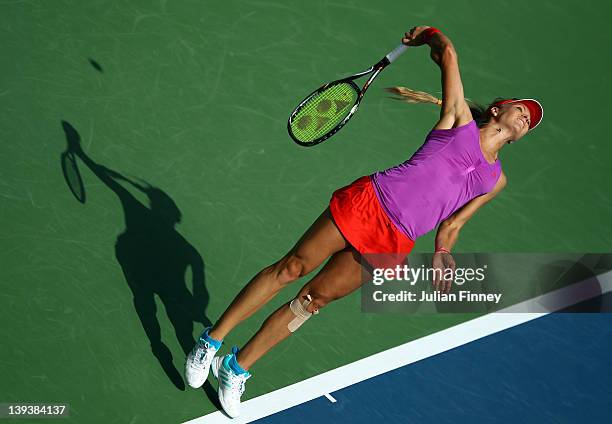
[290,82,358,142]
[1,0,611,423]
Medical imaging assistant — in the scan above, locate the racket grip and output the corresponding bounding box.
[385,44,409,63]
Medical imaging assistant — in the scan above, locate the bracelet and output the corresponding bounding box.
[435,247,451,254]
[423,27,441,43]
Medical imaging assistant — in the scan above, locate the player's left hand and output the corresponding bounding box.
[432,251,455,293]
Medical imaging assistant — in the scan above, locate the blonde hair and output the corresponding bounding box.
[384,86,442,106]
[385,86,500,128]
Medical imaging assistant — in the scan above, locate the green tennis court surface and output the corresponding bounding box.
[1,1,611,422]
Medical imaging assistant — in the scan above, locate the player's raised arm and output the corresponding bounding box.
[403,26,472,129]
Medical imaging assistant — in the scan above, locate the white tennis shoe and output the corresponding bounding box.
[211,351,251,418]
[185,335,219,389]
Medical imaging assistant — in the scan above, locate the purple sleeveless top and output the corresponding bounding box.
[371,120,502,240]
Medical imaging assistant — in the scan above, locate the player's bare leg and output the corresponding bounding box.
[208,207,347,341]
[186,208,347,389]
[238,246,364,368]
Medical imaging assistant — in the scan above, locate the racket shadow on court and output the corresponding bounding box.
[61,120,213,391]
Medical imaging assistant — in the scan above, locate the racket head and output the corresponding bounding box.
[288,80,361,147]
[61,151,86,203]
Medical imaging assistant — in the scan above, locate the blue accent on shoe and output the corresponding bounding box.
[222,354,232,371]
[229,346,249,375]
[198,327,222,350]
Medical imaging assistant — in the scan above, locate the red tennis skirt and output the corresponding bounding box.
[329,175,414,268]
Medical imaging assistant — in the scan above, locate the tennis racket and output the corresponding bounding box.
[288,43,408,147]
[60,120,86,204]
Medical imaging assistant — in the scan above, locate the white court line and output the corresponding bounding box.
[323,393,337,403]
[183,271,612,424]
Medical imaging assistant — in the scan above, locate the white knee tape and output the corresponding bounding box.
[288,294,319,332]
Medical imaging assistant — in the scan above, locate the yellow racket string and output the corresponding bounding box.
[290,83,358,143]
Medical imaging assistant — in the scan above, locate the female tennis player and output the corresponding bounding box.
[185,26,543,418]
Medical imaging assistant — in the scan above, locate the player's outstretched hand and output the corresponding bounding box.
[402,26,433,47]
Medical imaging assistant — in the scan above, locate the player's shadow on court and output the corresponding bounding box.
[61,120,212,391]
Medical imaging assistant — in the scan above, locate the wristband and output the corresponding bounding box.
[423,27,441,43]
[435,247,451,254]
